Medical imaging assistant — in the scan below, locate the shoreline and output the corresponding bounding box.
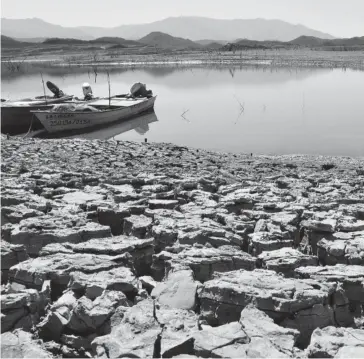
[2,49,364,72]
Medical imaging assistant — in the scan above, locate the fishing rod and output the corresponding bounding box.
[106,70,111,108]
[40,72,48,105]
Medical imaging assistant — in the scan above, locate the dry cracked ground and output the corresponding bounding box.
[1,137,364,358]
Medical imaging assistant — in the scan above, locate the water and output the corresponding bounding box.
[2,66,364,156]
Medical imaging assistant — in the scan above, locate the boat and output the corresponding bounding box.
[31,96,156,134]
[1,81,73,135]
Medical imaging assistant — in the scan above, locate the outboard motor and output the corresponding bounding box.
[130,83,153,98]
[46,81,64,98]
[82,82,93,101]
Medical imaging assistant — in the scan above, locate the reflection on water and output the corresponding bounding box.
[2,66,364,156]
[36,111,159,140]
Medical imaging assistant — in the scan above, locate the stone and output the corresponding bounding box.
[199,269,337,345]
[97,206,130,235]
[158,307,198,358]
[303,218,337,233]
[61,190,104,206]
[317,231,364,265]
[140,275,157,293]
[239,305,299,356]
[67,290,130,334]
[248,232,294,255]
[1,242,29,283]
[1,329,52,358]
[69,235,154,276]
[1,285,49,333]
[152,269,199,310]
[69,267,139,299]
[5,220,111,256]
[152,245,256,282]
[193,322,249,357]
[295,264,364,313]
[149,199,179,210]
[8,253,126,291]
[123,214,153,238]
[37,290,78,341]
[258,247,318,277]
[307,326,364,358]
[92,299,161,358]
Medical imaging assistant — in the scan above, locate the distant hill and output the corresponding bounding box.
[41,37,142,48]
[204,42,225,50]
[1,35,32,48]
[43,38,88,45]
[15,37,46,43]
[1,16,336,42]
[90,37,141,47]
[291,35,364,47]
[195,39,227,46]
[223,35,364,51]
[290,36,327,46]
[139,32,201,50]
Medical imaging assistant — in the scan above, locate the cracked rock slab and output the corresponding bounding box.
[8,253,126,290]
[306,326,364,358]
[295,264,364,310]
[152,269,199,310]
[258,247,318,277]
[152,245,256,282]
[1,329,52,358]
[199,269,337,345]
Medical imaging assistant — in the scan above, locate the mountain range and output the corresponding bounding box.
[1,16,335,42]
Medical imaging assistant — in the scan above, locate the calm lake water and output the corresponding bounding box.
[2,66,364,156]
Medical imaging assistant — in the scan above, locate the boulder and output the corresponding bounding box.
[152,269,199,310]
[152,245,256,282]
[37,290,78,341]
[123,214,152,238]
[239,305,299,357]
[193,322,249,357]
[149,199,179,210]
[295,264,364,315]
[1,242,28,283]
[307,326,364,358]
[303,218,337,233]
[1,329,52,358]
[1,282,50,333]
[69,267,139,300]
[92,299,161,358]
[5,220,111,256]
[193,305,299,358]
[258,247,318,277]
[67,290,130,334]
[317,231,364,265]
[69,235,154,276]
[199,269,337,346]
[158,307,198,358]
[97,206,130,235]
[8,253,128,291]
[248,232,293,255]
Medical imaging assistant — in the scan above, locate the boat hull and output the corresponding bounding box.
[1,95,74,135]
[32,96,156,134]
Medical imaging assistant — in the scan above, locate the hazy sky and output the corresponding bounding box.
[1,0,363,37]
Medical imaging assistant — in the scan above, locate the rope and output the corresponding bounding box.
[22,114,34,139]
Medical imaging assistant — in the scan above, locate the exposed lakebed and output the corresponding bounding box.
[2,65,364,156]
[1,137,364,358]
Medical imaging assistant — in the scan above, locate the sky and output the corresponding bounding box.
[1,0,363,38]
